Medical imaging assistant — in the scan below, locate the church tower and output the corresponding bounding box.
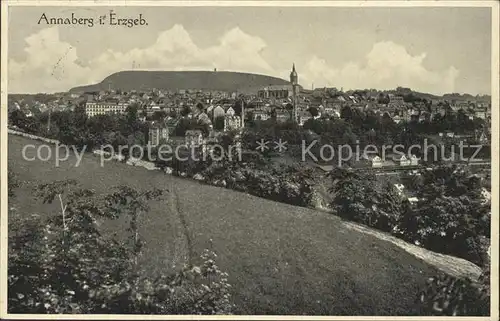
[290,63,299,123]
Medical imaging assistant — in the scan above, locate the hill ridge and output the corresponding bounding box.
[70,70,296,93]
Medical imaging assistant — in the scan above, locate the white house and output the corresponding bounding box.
[370,155,383,168]
[395,155,410,166]
[409,154,419,166]
[225,106,235,116]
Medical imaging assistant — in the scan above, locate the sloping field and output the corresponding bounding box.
[9,134,440,315]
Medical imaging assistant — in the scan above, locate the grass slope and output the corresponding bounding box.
[8,134,438,315]
[69,70,294,93]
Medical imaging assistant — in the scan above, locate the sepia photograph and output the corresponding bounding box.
[1,0,498,318]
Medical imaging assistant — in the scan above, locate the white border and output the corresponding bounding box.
[1,1,498,320]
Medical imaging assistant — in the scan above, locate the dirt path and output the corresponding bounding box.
[167,180,194,268]
[342,221,483,281]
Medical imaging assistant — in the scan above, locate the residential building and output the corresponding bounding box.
[225,106,236,116]
[224,115,242,131]
[185,130,203,147]
[85,102,128,117]
[370,155,383,168]
[253,110,270,121]
[475,108,487,119]
[394,154,411,166]
[148,122,169,147]
[298,111,312,126]
[409,155,419,166]
[212,105,225,119]
[275,109,291,123]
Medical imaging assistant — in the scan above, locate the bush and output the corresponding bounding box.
[329,168,403,232]
[8,168,19,198]
[201,160,314,207]
[8,180,233,314]
[417,267,490,316]
[396,165,490,266]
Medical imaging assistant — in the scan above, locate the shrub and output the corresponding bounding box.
[8,180,233,314]
[201,160,314,207]
[417,267,490,316]
[329,168,403,232]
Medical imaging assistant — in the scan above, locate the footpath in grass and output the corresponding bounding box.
[9,134,440,315]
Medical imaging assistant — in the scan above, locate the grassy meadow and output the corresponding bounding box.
[8,134,440,315]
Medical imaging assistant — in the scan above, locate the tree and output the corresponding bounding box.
[180,105,191,117]
[398,165,490,265]
[308,107,319,117]
[8,168,19,198]
[328,168,403,232]
[151,110,167,121]
[9,109,30,130]
[8,180,234,314]
[195,102,204,113]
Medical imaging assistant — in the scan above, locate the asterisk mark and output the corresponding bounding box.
[256,139,269,152]
[274,139,287,152]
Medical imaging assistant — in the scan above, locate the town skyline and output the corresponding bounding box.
[8,6,492,95]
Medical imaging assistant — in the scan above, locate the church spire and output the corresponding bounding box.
[290,63,298,85]
[290,63,299,123]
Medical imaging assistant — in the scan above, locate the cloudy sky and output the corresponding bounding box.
[8,6,492,95]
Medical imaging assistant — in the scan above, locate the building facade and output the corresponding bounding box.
[224,115,242,131]
[185,130,204,147]
[85,102,128,117]
[257,85,293,99]
[148,123,169,147]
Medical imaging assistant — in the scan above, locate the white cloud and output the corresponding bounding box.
[302,41,459,94]
[9,25,274,93]
[9,28,459,95]
[8,27,93,93]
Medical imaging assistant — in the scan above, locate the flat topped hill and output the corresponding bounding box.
[70,70,294,93]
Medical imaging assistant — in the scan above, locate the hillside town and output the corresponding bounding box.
[8,64,492,158]
[6,1,497,317]
[7,67,493,317]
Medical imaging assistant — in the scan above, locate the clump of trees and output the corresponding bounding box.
[8,105,148,155]
[328,167,405,233]
[328,164,491,316]
[8,180,233,314]
[201,160,315,207]
[398,165,490,266]
[328,164,490,267]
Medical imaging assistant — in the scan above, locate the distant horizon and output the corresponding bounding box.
[8,69,492,98]
[8,6,492,96]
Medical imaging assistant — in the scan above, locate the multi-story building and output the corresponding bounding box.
[85,102,128,117]
[148,122,169,147]
[475,107,488,119]
[253,110,270,121]
[257,85,294,99]
[185,130,204,147]
[275,109,291,123]
[389,94,405,104]
[224,115,242,131]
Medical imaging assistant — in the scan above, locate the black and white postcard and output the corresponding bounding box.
[1,1,498,319]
